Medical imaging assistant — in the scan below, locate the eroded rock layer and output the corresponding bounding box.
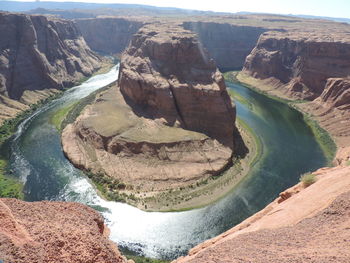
[0,12,101,123]
[118,23,236,148]
[62,86,232,191]
[182,22,268,71]
[243,31,350,100]
[62,24,239,194]
[175,165,350,263]
[0,198,127,263]
[299,77,350,148]
[75,17,144,55]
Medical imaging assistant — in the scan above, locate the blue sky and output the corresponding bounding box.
[8,0,350,18]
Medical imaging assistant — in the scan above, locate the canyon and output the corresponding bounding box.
[0,7,349,263]
[0,12,101,124]
[61,23,246,210]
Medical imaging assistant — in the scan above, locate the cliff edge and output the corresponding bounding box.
[175,165,350,263]
[0,12,101,123]
[0,198,129,263]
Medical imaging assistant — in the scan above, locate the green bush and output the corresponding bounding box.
[300,173,317,187]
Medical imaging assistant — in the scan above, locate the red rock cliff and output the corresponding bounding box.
[0,12,101,122]
[182,22,267,71]
[75,17,144,55]
[0,12,101,99]
[118,23,237,148]
[243,31,350,100]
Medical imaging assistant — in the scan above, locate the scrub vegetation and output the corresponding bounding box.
[300,173,317,187]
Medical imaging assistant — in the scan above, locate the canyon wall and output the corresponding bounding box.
[0,198,128,263]
[182,21,268,71]
[118,23,237,148]
[75,17,145,55]
[241,29,350,147]
[243,31,350,100]
[0,12,101,122]
[75,18,268,71]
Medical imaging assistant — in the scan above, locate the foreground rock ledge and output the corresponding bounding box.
[62,24,244,198]
[175,165,350,263]
[0,199,128,263]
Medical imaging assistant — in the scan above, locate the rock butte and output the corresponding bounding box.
[62,23,244,194]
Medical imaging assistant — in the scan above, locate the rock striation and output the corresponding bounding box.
[0,198,129,263]
[243,31,350,100]
[320,78,350,110]
[75,17,144,55]
[241,30,350,148]
[298,77,350,148]
[0,12,101,123]
[62,24,242,204]
[118,23,237,148]
[182,22,268,71]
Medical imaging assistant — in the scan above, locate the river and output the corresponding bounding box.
[5,65,327,260]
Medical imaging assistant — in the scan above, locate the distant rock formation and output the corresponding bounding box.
[75,17,144,55]
[320,78,350,110]
[62,24,243,203]
[0,12,101,123]
[243,31,350,100]
[298,77,350,146]
[240,31,350,147]
[182,22,267,71]
[0,198,128,263]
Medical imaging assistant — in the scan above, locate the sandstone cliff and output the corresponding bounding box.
[0,12,101,123]
[182,22,267,71]
[239,29,350,154]
[175,165,350,263]
[0,198,129,263]
[62,24,243,209]
[75,17,144,55]
[298,77,350,150]
[243,31,350,100]
[118,23,237,148]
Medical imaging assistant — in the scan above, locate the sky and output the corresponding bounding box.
[7,0,350,19]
